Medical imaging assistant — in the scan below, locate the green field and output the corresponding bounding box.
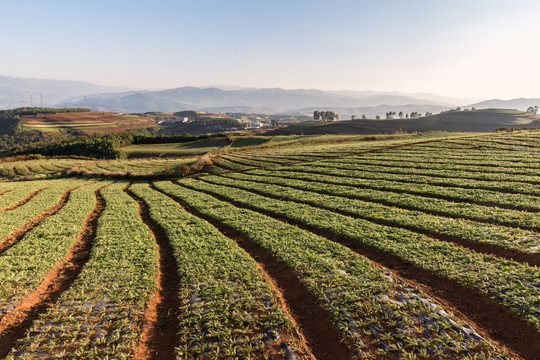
[0,130,538,359]
[120,135,270,158]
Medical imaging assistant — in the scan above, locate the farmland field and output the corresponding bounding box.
[0,130,539,359]
[20,112,156,134]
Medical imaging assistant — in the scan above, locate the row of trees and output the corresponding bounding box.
[313,110,339,122]
[377,111,433,120]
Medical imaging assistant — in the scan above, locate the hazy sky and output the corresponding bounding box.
[1,0,539,99]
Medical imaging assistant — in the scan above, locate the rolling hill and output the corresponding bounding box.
[271,109,540,135]
[469,98,540,110]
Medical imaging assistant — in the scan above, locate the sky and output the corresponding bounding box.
[1,0,539,99]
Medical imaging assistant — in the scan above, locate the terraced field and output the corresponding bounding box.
[0,157,197,180]
[0,130,539,359]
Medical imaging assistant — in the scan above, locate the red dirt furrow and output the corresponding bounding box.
[124,186,181,360]
[0,184,108,358]
[0,188,47,214]
[180,181,540,360]
[151,183,353,360]
[203,177,540,267]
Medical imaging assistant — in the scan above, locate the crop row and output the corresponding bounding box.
[0,158,197,180]
[379,147,540,162]
[176,178,540,330]
[301,156,540,184]
[8,182,157,359]
[207,173,540,255]
[335,157,540,177]
[0,179,88,247]
[251,169,540,229]
[129,183,307,359]
[154,180,506,359]
[265,165,540,213]
[0,184,40,211]
[292,160,540,196]
[351,153,540,171]
[274,159,539,197]
[0,181,107,317]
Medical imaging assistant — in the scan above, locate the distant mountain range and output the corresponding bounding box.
[468,98,540,110]
[0,75,131,109]
[61,87,458,116]
[1,75,539,117]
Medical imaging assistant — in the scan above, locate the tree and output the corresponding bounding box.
[385,111,396,119]
[271,119,280,128]
[351,115,355,120]
[526,106,539,114]
[315,110,338,122]
[362,114,366,120]
[399,111,403,119]
[375,115,381,120]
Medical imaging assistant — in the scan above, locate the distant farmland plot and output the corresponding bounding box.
[21,111,156,134]
[0,130,539,359]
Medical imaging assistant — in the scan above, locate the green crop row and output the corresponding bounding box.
[379,147,540,162]
[0,184,38,211]
[306,157,540,184]
[213,157,256,171]
[252,169,540,229]
[357,153,540,170]
[209,173,540,254]
[130,183,307,359]
[9,182,157,359]
[278,164,540,211]
[0,179,87,243]
[233,153,540,196]
[177,178,540,330]
[299,160,540,196]
[0,181,108,316]
[155,180,505,359]
[336,157,540,177]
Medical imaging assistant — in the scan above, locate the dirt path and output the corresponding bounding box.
[125,186,182,360]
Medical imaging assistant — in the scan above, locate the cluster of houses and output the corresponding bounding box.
[155,116,191,125]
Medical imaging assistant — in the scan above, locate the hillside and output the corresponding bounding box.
[0,75,131,109]
[272,109,540,135]
[469,98,540,110]
[0,131,538,359]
